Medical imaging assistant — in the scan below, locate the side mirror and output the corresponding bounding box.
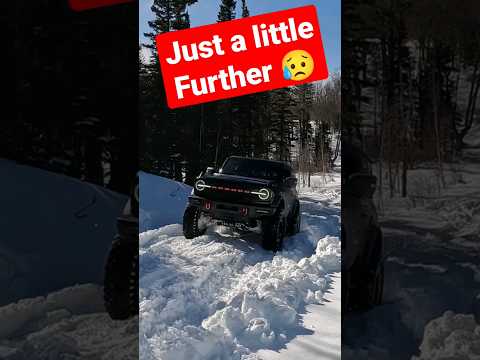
[286,177,298,188]
[205,167,215,175]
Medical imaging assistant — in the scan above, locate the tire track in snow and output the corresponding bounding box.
[140,185,341,360]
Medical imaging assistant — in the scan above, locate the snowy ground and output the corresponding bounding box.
[0,285,138,360]
[0,159,127,306]
[257,273,341,360]
[0,160,137,359]
[140,171,192,232]
[139,171,341,360]
[343,124,480,359]
[412,311,480,359]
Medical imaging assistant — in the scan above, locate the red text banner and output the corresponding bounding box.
[156,5,329,109]
[69,0,134,11]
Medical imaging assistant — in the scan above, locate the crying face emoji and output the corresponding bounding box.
[282,50,315,81]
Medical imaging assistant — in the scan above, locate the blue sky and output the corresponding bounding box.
[139,0,341,72]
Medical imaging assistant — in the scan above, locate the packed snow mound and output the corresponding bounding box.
[140,178,341,360]
[0,159,127,307]
[0,284,103,339]
[140,227,340,360]
[0,284,138,360]
[412,311,480,360]
[139,171,192,232]
[201,236,340,350]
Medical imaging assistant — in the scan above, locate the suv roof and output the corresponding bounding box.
[223,156,292,168]
[220,156,293,180]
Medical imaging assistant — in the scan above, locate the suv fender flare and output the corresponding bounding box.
[277,200,286,218]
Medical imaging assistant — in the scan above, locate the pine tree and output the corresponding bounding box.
[141,0,199,180]
[269,88,296,162]
[217,0,236,22]
[241,0,250,18]
[211,0,237,167]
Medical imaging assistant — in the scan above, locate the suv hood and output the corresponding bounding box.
[204,173,276,187]
[193,173,277,204]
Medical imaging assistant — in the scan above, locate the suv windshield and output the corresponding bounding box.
[220,158,290,180]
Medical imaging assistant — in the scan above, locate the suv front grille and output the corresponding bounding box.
[216,203,239,211]
[199,187,259,203]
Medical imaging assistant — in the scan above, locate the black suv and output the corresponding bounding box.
[183,156,300,251]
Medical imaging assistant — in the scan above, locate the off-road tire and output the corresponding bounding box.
[261,213,285,252]
[287,200,301,235]
[104,240,138,320]
[370,227,384,306]
[183,206,206,239]
[363,227,384,309]
[343,226,384,312]
[342,269,351,313]
[371,263,384,305]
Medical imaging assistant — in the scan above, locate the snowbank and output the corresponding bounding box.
[139,174,341,360]
[257,273,341,360]
[139,171,191,232]
[140,226,340,360]
[412,311,480,360]
[0,159,127,307]
[201,235,340,351]
[0,284,104,339]
[0,284,138,359]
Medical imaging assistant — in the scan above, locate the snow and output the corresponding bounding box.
[257,273,341,360]
[0,284,138,359]
[0,160,135,358]
[387,257,447,274]
[458,263,480,282]
[139,171,341,360]
[412,311,480,360]
[343,122,480,359]
[139,171,192,232]
[0,159,127,307]
[0,284,104,339]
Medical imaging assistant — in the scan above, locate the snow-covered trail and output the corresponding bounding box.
[343,131,480,359]
[139,175,341,360]
[343,219,480,359]
[0,285,138,360]
[257,273,341,360]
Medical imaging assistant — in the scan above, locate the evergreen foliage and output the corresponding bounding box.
[140,1,340,184]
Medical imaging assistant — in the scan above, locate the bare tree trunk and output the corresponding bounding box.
[388,118,394,198]
[214,119,222,168]
[402,70,413,198]
[432,56,446,189]
[331,124,341,166]
[308,165,311,187]
[378,125,384,211]
[199,104,204,153]
[459,66,480,146]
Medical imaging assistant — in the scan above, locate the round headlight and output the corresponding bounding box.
[257,188,271,200]
[195,179,206,191]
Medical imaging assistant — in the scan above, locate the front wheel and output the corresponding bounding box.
[183,206,206,239]
[261,215,285,252]
[369,263,384,306]
[368,227,384,306]
[104,240,138,320]
[362,227,384,309]
[287,200,301,235]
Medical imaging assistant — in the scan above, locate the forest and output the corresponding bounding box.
[343,0,480,200]
[140,0,341,186]
[7,0,138,194]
